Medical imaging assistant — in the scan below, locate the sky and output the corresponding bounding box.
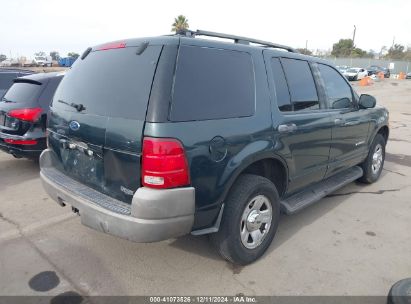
[1,0,410,58]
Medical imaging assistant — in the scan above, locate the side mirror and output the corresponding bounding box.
[359,94,376,109]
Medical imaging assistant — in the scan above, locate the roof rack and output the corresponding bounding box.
[177,29,297,53]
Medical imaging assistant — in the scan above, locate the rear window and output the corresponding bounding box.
[2,82,43,104]
[52,45,162,120]
[170,46,255,121]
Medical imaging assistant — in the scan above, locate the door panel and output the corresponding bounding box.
[326,109,370,177]
[277,112,332,193]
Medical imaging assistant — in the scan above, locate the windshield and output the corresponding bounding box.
[35,57,46,60]
[52,45,162,120]
[347,68,359,73]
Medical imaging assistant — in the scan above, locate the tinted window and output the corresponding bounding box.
[38,76,63,108]
[281,58,319,111]
[170,46,255,121]
[2,82,43,104]
[270,58,291,111]
[52,45,162,120]
[318,64,353,109]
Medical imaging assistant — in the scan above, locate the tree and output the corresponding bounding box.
[404,48,411,61]
[331,38,368,57]
[387,44,405,60]
[171,15,189,33]
[0,54,6,62]
[67,52,80,59]
[351,47,367,58]
[50,51,60,61]
[296,48,312,55]
[34,51,46,57]
[331,39,354,57]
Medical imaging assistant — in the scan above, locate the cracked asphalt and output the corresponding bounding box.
[1,79,411,297]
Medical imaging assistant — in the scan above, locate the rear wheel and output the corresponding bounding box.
[359,134,386,183]
[210,174,280,265]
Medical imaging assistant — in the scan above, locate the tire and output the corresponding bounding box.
[354,75,358,81]
[210,174,280,265]
[387,278,411,304]
[359,134,386,184]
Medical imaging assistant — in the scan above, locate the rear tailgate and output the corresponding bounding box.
[48,43,163,203]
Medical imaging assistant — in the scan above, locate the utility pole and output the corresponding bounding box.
[351,25,356,57]
[352,25,356,47]
[305,40,308,54]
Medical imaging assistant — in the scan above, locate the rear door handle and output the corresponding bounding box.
[278,123,297,133]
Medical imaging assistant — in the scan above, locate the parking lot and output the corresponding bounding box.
[1,79,411,297]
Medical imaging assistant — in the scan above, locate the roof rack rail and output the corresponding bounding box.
[177,29,297,53]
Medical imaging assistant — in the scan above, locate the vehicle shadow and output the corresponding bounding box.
[0,154,40,191]
[168,234,221,261]
[172,171,390,261]
[266,173,388,254]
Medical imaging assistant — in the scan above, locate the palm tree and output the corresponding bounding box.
[171,15,189,33]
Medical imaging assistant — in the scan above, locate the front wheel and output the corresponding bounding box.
[359,134,386,183]
[210,174,280,265]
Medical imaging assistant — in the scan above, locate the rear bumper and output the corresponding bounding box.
[40,149,195,242]
[0,133,45,158]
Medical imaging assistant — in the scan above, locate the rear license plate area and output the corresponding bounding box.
[60,148,103,187]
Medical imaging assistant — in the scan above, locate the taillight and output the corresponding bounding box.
[4,139,37,145]
[142,137,190,189]
[8,108,42,122]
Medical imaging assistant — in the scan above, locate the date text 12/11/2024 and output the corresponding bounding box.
[149,296,257,303]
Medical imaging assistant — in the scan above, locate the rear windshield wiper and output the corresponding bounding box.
[57,99,86,112]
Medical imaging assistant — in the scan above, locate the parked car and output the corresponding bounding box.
[39,30,389,265]
[0,68,35,99]
[0,72,64,159]
[34,55,53,67]
[343,67,368,81]
[406,72,411,79]
[367,65,390,78]
[336,65,350,74]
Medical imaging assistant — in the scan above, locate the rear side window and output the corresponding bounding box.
[270,58,291,111]
[170,46,255,121]
[280,58,319,111]
[2,82,43,104]
[52,45,162,120]
[318,64,353,109]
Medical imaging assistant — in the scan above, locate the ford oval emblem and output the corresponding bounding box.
[69,121,80,131]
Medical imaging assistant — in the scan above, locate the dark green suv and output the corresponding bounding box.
[40,30,389,265]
